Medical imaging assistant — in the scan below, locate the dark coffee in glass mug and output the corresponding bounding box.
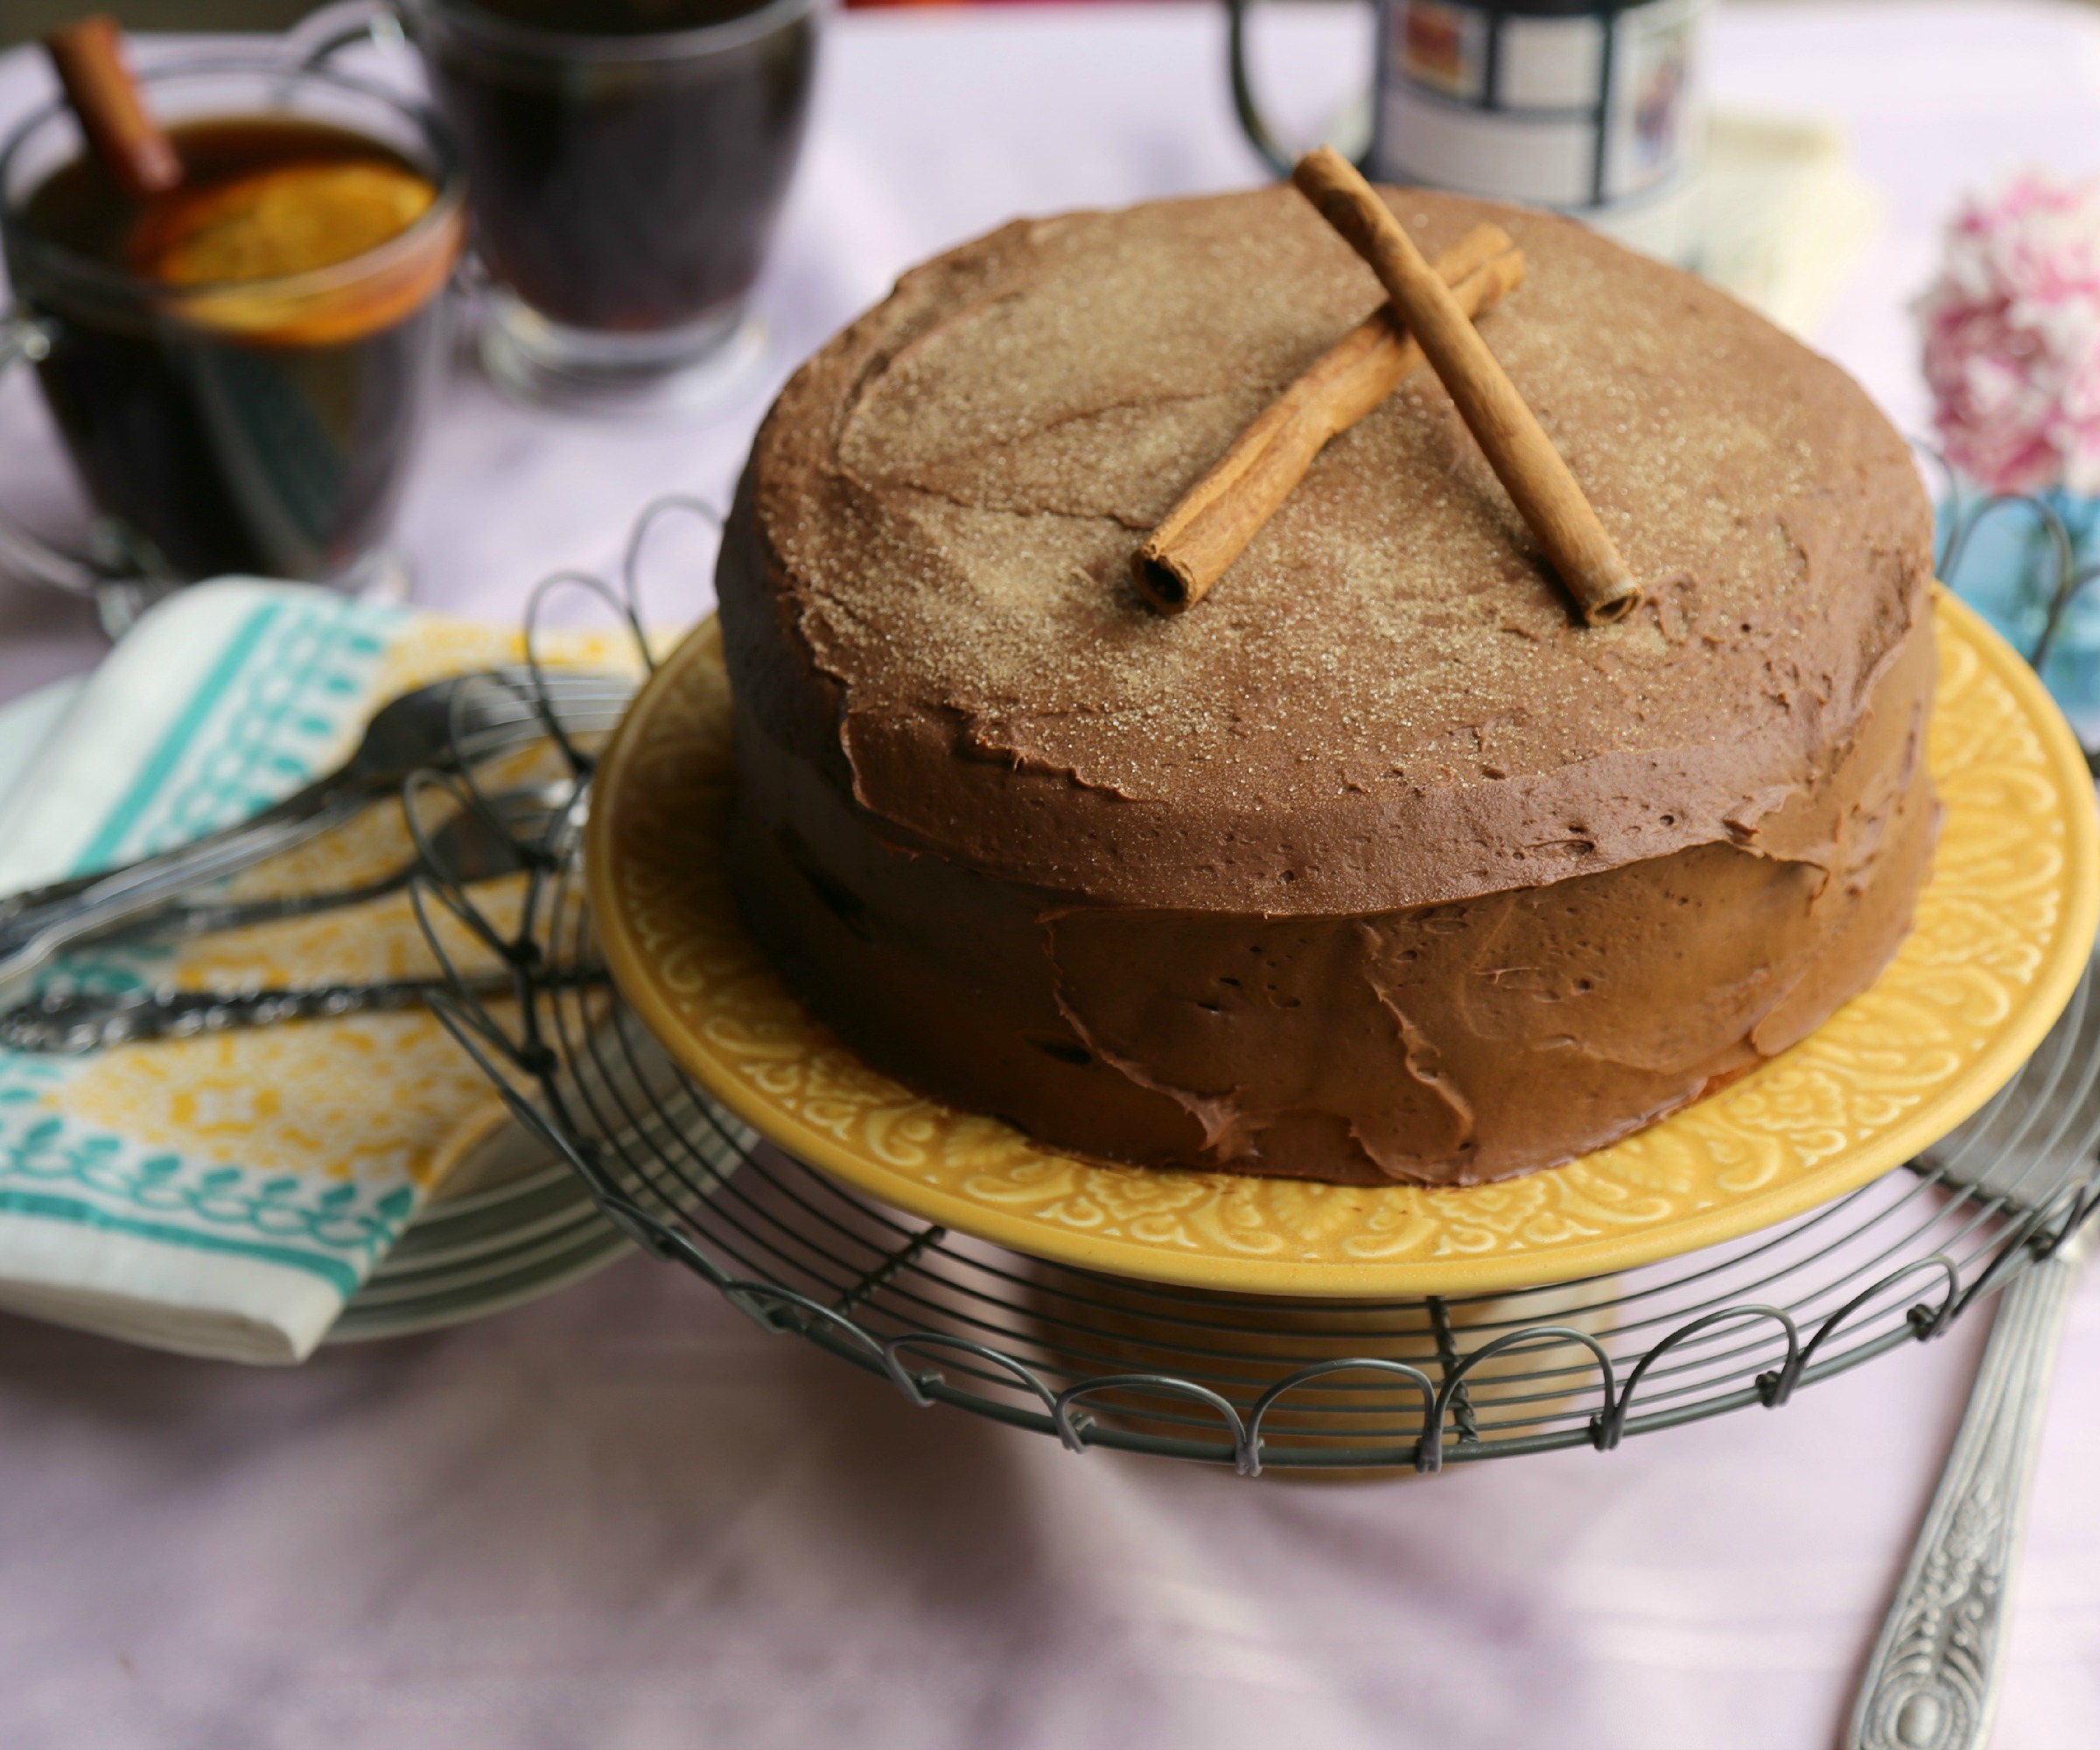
[394,0,820,410]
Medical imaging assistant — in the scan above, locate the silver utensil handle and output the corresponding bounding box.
[1846,1231,2090,1750]
[0,794,351,994]
[93,864,413,946]
[0,973,519,1052]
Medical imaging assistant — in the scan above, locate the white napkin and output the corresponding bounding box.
[1702,108,1884,339]
[0,579,624,1363]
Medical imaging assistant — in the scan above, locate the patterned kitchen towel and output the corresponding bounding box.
[0,579,632,1363]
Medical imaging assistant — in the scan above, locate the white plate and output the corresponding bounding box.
[327,1099,631,1343]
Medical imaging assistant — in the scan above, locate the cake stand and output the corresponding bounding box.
[409,503,2100,1476]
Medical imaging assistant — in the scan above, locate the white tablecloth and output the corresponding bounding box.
[4,4,2100,1745]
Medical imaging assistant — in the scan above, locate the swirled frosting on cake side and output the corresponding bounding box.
[716,186,1939,1186]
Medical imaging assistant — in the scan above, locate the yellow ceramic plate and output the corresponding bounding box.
[585,593,2100,1297]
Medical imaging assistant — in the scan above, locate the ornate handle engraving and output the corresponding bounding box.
[0,974,525,1052]
[1847,1229,2090,1750]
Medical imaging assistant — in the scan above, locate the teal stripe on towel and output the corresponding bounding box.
[0,1187,357,1292]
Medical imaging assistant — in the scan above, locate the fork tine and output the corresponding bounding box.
[454,694,630,724]
[448,711,627,752]
[485,665,638,695]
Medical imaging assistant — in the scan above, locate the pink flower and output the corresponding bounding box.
[1916,172,2100,496]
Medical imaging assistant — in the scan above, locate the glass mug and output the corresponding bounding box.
[1228,0,1711,265]
[0,56,464,636]
[301,0,822,414]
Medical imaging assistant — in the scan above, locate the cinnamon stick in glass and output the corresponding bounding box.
[1292,146,1642,626]
[1135,222,1522,614]
[42,16,181,201]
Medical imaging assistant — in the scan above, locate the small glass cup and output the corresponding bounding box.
[0,55,464,637]
[308,0,820,416]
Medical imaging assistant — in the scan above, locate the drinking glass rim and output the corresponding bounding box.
[0,53,466,307]
[410,0,824,64]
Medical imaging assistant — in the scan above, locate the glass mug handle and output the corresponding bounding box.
[1224,0,1375,179]
[0,312,127,602]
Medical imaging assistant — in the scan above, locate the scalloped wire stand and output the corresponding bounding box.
[404,491,2100,1477]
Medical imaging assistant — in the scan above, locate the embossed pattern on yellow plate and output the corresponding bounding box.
[586,592,2100,1296]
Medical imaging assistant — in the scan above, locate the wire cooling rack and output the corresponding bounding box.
[408,494,2100,1477]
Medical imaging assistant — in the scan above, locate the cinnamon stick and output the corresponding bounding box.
[1292,147,1642,626]
[43,17,181,202]
[1135,222,1522,613]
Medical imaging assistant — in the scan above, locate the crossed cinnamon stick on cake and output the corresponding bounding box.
[1135,147,1642,628]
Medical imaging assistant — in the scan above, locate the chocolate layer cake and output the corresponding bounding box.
[715,185,1938,1187]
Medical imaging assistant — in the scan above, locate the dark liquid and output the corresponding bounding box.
[467,0,747,31]
[10,119,450,584]
[424,0,816,332]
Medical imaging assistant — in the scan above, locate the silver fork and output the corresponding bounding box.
[1846,956,2100,1750]
[0,786,584,1051]
[0,668,630,997]
[0,974,521,1053]
[92,780,575,946]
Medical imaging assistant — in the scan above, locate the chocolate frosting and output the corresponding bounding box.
[718,186,1939,1186]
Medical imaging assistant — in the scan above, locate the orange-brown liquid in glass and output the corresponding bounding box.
[13,117,454,581]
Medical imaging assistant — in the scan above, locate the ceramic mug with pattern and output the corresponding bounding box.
[1228,0,1710,265]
